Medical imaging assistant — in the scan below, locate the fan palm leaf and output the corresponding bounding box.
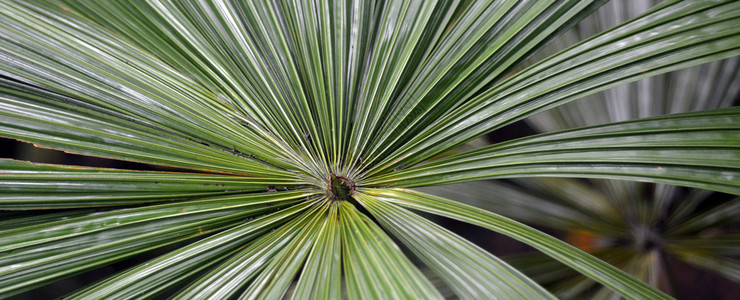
[0,0,738,299]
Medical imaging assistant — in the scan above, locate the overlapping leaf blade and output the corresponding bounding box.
[0,0,296,173]
[366,0,740,175]
[356,192,555,299]
[0,79,293,176]
[0,190,310,252]
[0,193,310,299]
[64,201,314,299]
[239,203,328,299]
[371,108,740,195]
[365,188,672,300]
[339,200,441,299]
[0,0,736,298]
[505,2,740,295]
[364,0,606,167]
[171,204,317,299]
[0,159,303,208]
[292,203,341,299]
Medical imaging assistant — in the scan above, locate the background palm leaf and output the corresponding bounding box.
[0,0,738,299]
[419,1,740,298]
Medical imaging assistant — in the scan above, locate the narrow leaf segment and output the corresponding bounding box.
[370,108,740,195]
[362,188,672,300]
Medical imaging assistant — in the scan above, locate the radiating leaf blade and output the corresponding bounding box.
[292,202,341,299]
[239,202,329,299]
[0,159,304,209]
[364,188,672,300]
[368,0,740,174]
[356,192,555,300]
[63,201,313,300]
[365,0,606,166]
[339,200,441,299]
[0,190,311,252]
[0,1,297,173]
[371,108,740,195]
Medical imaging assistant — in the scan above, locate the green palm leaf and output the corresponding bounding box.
[371,107,740,194]
[365,188,671,299]
[1,192,309,296]
[291,203,341,299]
[356,192,554,299]
[64,201,314,299]
[0,0,737,298]
[0,159,302,208]
[365,0,740,175]
[339,201,441,299]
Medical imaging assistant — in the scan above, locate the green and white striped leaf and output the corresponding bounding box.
[292,202,342,299]
[366,0,740,174]
[364,188,672,300]
[371,108,740,195]
[0,159,304,208]
[0,1,298,173]
[356,192,554,299]
[0,197,308,299]
[0,190,310,252]
[240,202,328,299]
[364,0,605,167]
[64,201,313,300]
[0,0,736,298]
[171,202,325,300]
[339,200,440,299]
[0,80,294,176]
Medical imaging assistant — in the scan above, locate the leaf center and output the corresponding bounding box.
[329,174,354,201]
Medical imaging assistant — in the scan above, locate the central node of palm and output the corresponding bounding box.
[329,174,354,201]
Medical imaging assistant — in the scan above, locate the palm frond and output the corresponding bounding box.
[0,0,737,298]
